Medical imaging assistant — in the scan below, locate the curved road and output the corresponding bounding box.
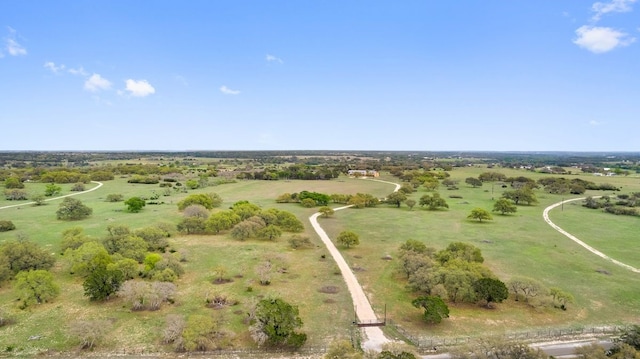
[0,181,104,211]
[308,178,401,351]
[543,197,640,274]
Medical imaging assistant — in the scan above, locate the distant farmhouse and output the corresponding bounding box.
[347,170,379,178]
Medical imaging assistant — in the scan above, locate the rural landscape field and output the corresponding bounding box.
[3,1,640,357]
[0,151,639,358]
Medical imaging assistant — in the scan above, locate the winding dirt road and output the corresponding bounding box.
[308,178,401,351]
[0,181,104,211]
[543,197,640,274]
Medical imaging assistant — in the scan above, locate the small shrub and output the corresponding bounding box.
[105,194,124,202]
[71,183,86,192]
[0,220,16,232]
[288,235,313,249]
[449,194,463,199]
[318,286,339,294]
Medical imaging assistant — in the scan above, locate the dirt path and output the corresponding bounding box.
[0,181,104,211]
[308,178,401,351]
[543,197,640,274]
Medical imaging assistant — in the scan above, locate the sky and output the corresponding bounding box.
[1,1,639,152]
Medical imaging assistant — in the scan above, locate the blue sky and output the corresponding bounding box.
[1,1,638,151]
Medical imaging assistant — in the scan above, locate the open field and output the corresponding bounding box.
[1,166,640,354]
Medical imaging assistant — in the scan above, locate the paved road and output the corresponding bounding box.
[543,197,640,273]
[0,181,104,211]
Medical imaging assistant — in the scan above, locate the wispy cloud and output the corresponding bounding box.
[574,25,635,53]
[44,61,65,73]
[591,0,637,21]
[174,74,188,86]
[266,54,283,64]
[125,79,155,97]
[589,120,603,126]
[68,66,88,76]
[220,85,240,95]
[2,27,27,57]
[84,73,112,92]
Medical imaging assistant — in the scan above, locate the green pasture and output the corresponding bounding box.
[0,176,391,353]
[322,169,640,338]
[1,168,639,353]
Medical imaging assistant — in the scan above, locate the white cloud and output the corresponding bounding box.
[3,27,27,57]
[68,66,88,76]
[266,54,283,64]
[589,120,603,126]
[574,25,635,53]
[84,73,112,92]
[220,85,240,95]
[592,0,636,21]
[125,79,155,97]
[44,61,65,73]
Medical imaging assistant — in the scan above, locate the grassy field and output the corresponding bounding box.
[0,176,392,354]
[1,168,639,354]
[321,169,640,338]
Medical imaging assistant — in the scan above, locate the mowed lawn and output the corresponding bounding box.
[1,169,639,353]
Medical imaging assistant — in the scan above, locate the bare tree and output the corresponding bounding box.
[68,319,112,349]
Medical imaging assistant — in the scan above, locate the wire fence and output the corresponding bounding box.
[387,320,625,351]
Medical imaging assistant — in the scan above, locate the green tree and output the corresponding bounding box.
[230,201,262,220]
[465,177,483,188]
[250,297,307,348]
[0,239,55,274]
[83,265,124,301]
[124,196,146,212]
[319,206,335,218]
[60,227,94,252]
[257,225,283,241]
[478,172,507,182]
[4,176,24,189]
[473,278,508,308]
[412,295,449,324]
[177,216,207,234]
[177,193,222,211]
[15,270,60,307]
[467,208,493,222]
[550,287,574,310]
[271,209,304,232]
[419,193,449,210]
[180,314,222,351]
[300,198,316,207]
[185,179,199,189]
[386,191,407,208]
[206,211,241,234]
[337,230,360,248]
[44,183,62,197]
[102,235,148,262]
[405,199,416,210]
[492,198,517,215]
[423,177,440,191]
[65,242,113,277]
[436,242,484,264]
[502,188,538,205]
[56,197,93,220]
